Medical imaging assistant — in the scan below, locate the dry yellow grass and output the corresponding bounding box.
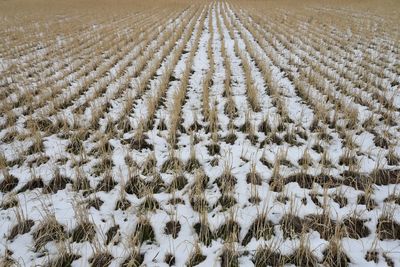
[0,0,399,266]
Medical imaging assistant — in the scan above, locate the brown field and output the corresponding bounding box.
[0,0,399,266]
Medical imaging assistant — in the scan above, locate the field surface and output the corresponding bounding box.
[0,0,400,266]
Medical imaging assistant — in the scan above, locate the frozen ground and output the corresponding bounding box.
[0,1,400,266]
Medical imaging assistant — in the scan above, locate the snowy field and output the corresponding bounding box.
[0,0,400,266]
